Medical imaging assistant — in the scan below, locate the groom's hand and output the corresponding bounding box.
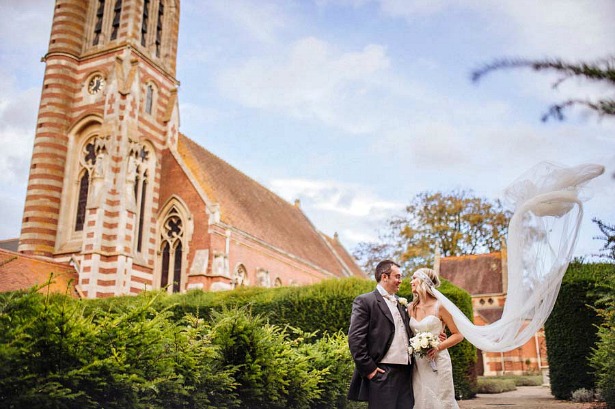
[367,367,385,380]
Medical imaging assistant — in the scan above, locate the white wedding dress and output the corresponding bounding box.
[410,302,458,409]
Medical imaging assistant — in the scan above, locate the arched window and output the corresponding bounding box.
[234,264,248,287]
[75,136,106,231]
[92,0,105,45]
[155,1,164,57]
[110,0,123,40]
[145,84,154,115]
[141,0,165,57]
[129,142,152,253]
[141,0,150,46]
[159,207,184,293]
[256,268,270,288]
[274,277,282,287]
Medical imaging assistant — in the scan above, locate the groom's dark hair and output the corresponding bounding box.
[375,260,400,282]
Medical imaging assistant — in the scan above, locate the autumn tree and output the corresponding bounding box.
[353,190,511,274]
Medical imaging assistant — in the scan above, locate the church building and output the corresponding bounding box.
[5,0,364,298]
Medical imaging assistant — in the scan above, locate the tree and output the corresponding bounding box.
[353,190,511,274]
[472,56,615,121]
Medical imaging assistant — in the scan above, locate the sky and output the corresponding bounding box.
[1,0,614,260]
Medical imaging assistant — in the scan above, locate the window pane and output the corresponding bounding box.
[75,170,90,231]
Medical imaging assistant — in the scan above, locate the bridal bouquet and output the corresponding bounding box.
[408,332,440,372]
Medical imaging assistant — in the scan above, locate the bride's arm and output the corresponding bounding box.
[428,306,463,359]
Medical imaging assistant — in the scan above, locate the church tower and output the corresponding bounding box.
[18,0,181,297]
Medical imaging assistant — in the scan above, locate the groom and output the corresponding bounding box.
[347,260,414,409]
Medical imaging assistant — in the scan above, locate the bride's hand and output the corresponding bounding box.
[427,346,439,360]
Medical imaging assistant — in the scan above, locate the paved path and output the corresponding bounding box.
[458,386,596,409]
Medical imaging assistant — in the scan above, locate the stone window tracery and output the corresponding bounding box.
[159,208,184,293]
[75,136,107,231]
[128,141,152,253]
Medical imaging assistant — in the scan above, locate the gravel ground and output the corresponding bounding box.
[458,386,601,409]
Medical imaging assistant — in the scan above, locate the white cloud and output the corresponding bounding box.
[0,80,38,184]
[218,37,393,134]
[269,178,402,217]
[186,0,288,45]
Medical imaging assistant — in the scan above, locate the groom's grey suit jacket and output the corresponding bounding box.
[347,289,413,401]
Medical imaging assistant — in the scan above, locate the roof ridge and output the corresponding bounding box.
[0,248,73,269]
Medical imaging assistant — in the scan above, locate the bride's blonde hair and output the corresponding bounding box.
[411,267,441,313]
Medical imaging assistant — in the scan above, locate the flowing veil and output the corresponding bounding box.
[434,162,605,352]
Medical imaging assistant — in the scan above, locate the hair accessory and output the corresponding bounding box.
[413,269,435,288]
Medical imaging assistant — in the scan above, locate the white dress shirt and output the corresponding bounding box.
[377,285,410,365]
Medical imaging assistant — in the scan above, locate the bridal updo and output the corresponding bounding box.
[411,268,441,311]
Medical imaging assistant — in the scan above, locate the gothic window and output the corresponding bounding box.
[274,277,282,287]
[256,269,270,288]
[74,136,106,231]
[159,208,184,293]
[141,0,166,58]
[155,1,164,57]
[129,143,152,254]
[110,0,122,40]
[145,84,154,114]
[75,170,90,231]
[93,0,105,45]
[141,0,150,46]
[234,264,248,287]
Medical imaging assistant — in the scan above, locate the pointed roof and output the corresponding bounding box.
[321,233,366,278]
[0,248,79,297]
[175,134,365,278]
[439,252,503,295]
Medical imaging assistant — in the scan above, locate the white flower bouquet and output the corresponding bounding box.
[408,331,440,372]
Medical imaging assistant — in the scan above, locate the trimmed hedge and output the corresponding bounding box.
[545,261,610,400]
[3,277,476,407]
[476,378,517,394]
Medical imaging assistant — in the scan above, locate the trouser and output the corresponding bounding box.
[368,363,414,409]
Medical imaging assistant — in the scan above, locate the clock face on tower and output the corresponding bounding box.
[87,75,106,95]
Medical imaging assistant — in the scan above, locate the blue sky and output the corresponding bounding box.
[1,0,614,259]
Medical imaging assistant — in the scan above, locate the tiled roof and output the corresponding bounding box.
[439,252,503,295]
[321,233,366,278]
[0,248,79,297]
[176,134,363,277]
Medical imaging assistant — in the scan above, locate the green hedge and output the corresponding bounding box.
[589,261,615,409]
[545,262,610,400]
[2,277,476,407]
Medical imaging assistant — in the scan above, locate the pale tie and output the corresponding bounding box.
[384,294,397,304]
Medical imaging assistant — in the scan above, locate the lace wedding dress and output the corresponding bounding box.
[410,302,458,409]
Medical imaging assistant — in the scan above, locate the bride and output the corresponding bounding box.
[409,267,462,409]
[407,162,604,406]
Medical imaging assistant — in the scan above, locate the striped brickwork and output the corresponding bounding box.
[19,0,181,297]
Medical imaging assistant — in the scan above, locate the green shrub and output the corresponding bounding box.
[545,262,610,400]
[208,307,324,409]
[476,378,517,394]
[0,289,237,409]
[0,277,477,407]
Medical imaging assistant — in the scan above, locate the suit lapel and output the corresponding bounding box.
[374,290,395,324]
